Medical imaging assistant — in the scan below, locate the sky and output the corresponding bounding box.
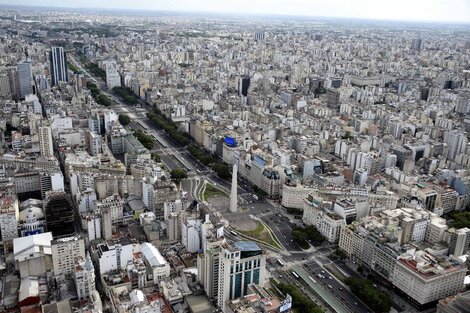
[3,0,470,23]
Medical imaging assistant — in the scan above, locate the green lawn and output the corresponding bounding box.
[203,184,227,200]
[239,222,282,250]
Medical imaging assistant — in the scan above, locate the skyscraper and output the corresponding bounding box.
[411,38,423,51]
[105,61,121,88]
[38,120,54,158]
[217,241,266,311]
[230,163,238,213]
[49,46,68,86]
[238,76,250,97]
[17,61,32,99]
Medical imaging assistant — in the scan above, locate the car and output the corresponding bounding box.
[328,285,333,289]
[339,287,343,291]
[329,276,332,279]
[321,270,325,274]
[354,302,358,306]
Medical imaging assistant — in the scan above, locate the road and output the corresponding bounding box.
[301,261,372,313]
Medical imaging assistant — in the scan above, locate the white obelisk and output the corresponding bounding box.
[230,163,238,213]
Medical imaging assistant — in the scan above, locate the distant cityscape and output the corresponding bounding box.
[0,4,469,313]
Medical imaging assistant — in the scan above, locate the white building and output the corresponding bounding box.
[96,194,124,224]
[97,237,134,275]
[140,242,170,284]
[181,218,203,253]
[74,254,96,300]
[13,232,52,278]
[77,189,97,214]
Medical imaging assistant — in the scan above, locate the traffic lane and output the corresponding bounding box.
[305,263,370,313]
[160,154,180,171]
[260,213,299,251]
[332,260,362,279]
[267,212,300,251]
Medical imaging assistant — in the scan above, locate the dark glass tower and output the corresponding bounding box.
[49,46,68,86]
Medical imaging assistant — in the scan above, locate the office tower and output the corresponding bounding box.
[238,76,250,97]
[444,130,468,161]
[51,235,85,276]
[105,61,121,88]
[448,228,470,257]
[411,38,423,51]
[230,164,238,213]
[326,88,341,112]
[217,241,266,311]
[7,68,20,100]
[49,46,68,86]
[0,73,11,99]
[38,120,54,158]
[44,191,75,238]
[254,31,266,41]
[17,61,32,98]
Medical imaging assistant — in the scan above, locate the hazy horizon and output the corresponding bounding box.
[2,0,470,23]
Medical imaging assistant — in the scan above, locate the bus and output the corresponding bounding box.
[277,259,285,267]
[230,230,238,236]
[292,271,300,279]
[308,275,317,283]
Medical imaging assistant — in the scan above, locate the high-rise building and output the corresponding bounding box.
[411,38,423,51]
[0,73,11,99]
[7,67,20,100]
[49,46,68,86]
[217,241,266,311]
[44,191,75,238]
[51,235,85,276]
[17,61,32,99]
[238,76,250,97]
[105,61,121,88]
[38,120,54,158]
[254,32,266,41]
[326,88,341,112]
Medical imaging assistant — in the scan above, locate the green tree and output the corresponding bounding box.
[119,114,131,126]
[151,153,161,163]
[275,282,323,313]
[134,129,154,150]
[98,94,112,107]
[292,230,309,249]
[210,163,231,180]
[304,225,325,244]
[334,248,348,260]
[170,168,188,183]
[345,277,392,313]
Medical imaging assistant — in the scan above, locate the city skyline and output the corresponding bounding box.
[2,0,470,23]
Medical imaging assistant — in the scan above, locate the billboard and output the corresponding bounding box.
[217,226,224,238]
[279,294,292,312]
[224,136,237,147]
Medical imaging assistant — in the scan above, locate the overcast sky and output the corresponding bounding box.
[4,0,470,23]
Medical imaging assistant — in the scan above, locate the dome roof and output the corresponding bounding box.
[19,206,44,222]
